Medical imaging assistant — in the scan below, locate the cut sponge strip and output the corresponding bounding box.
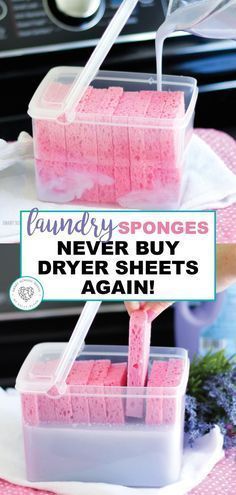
[21,394,39,426]
[143,92,168,189]
[36,360,58,423]
[66,360,94,423]
[43,81,71,105]
[96,86,123,204]
[160,92,185,168]
[66,86,93,162]
[52,388,73,424]
[88,359,111,424]
[128,91,153,191]
[104,363,127,424]
[112,92,139,200]
[34,82,71,163]
[162,358,184,425]
[126,310,151,418]
[145,360,168,425]
[73,87,108,203]
[35,360,73,424]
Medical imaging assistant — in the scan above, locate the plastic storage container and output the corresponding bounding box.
[28,67,198,209]
[16,344,189,487]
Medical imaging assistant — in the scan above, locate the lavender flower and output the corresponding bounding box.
[185,363,236,449]
[185,395,212,446]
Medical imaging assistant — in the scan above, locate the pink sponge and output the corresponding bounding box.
[36,360,72,424]
[34,81,71,163]
[51,387,73,424]
[160,92,185,168]
[145,360,168,425]
[96,86,123,204]
[36,360,57,423]
[144,92,168,190]
[34,82,68,159]
[104,363,127,424]
[112,92,139,200]
[88,360,111,424]
[43,81,71,104]
[66,86,93,162]
[66,360,94,423]
[77,87,108,203]
[163,358,184,425]
[21,394,39,426]
[128,91,153,191]
[37,393,56,423]
[126,310,151,418]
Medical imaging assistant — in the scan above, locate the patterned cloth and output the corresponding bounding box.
[189,447,236,494]
[195,129,236,243]
[0,129,235,494]
[0,449,234,495]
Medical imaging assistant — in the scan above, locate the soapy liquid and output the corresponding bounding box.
[156,0,236,90]
[24,422,183,486]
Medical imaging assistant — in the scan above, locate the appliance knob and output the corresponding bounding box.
[55,0,101,18]
[43,0,105,30]
[0,0,7,21]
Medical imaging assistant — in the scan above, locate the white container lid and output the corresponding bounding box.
[16,343,189,396]
[28,66,198,128]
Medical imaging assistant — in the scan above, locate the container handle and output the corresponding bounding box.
[52,301,101,393]
[62,0,139,123]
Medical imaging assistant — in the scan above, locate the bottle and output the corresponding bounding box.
[174,292,225,360]
[199,283,236,357]
[157,0,236,89]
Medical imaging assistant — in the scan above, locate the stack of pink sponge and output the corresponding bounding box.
[21,312,185,428]
[34,83,185,205]
[146,358,183,425]
[22,354,184,427]
[22,358,127,426]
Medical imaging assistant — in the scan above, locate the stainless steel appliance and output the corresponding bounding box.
[0,0,165,57]
[0,2,235,387]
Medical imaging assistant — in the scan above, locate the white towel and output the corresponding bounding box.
[0,132,236,242]
[180,134,236,210]
[0,388,224,495]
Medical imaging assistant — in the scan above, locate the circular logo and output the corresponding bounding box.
[9,277,44,311]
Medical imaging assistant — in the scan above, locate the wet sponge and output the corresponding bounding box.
[67,360,94,423]
[104,362,127,424]
[126,310,151,418]
[145,360,168,425]
[146,358,184,425]
[88,360,111,424]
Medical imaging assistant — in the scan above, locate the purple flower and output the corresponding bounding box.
[185,364,236,449]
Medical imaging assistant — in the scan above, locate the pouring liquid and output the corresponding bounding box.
[156,0,236,90]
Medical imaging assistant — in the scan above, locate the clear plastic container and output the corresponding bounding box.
[28,67,198,209]
[16,343,189,487]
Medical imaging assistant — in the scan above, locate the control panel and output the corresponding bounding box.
[0,0,165,57]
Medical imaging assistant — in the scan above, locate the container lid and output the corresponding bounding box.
[28,66,198,127]
[16,343,189,395]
